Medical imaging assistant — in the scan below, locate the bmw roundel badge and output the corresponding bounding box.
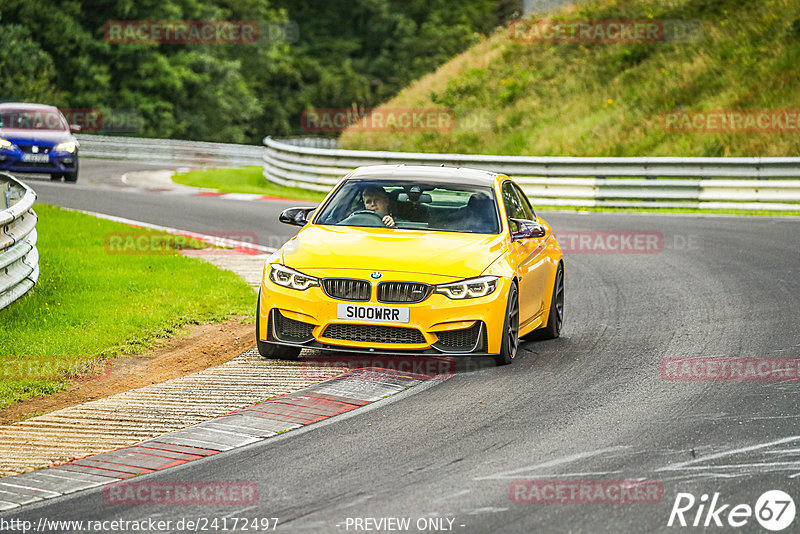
[370,272,382,280]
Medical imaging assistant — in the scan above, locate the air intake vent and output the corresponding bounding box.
[274,311,314,342]
[322,324,425,344]
[434,322,482,352]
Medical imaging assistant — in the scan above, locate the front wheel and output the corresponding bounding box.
[256,290,301,360]
[64,160,79,183]
[494,282,519,366]
[50,173,62,181]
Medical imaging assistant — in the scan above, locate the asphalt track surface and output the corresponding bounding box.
[3,160,800,533]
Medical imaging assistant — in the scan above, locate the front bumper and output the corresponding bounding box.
[258,269,511,355]
[0,150,78,174]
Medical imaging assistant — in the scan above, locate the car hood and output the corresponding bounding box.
[0,128,74,146]
[281,225,507,280]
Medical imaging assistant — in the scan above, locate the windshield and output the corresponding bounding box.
[313,179,501,234]
[0,108,68,131]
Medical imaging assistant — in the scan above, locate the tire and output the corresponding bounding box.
[64,160,78,183]
[494,282,519,366]
[538,263,564,340]
[256,290,301,360]
[50,173,62,181]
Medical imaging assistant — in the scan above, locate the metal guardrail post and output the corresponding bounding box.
[0,173,39,311]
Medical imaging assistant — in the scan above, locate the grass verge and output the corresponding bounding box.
[0,204,256,410]
[172,166,327,202]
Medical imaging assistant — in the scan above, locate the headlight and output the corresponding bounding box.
[435,276,499,299]
[55,141,77,153]
[0,138,13,149]
[269,264,319,291]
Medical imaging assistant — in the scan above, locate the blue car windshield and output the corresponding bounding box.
[313,179,501,234]
[0,109,68,131]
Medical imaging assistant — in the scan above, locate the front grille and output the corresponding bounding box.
[322,278,371,301]
[18,145,52,154]
[274,311,314,342]
[377,282,432,303]
[435,322,482,351]
[322,324,425,344]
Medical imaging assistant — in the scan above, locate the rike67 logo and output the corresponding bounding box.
[668,490,796,531]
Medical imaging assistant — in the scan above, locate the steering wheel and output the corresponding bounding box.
[340,209,386,227]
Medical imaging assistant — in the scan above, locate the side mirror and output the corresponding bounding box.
[510,219,546,241]
[279,207,315,227]
[69,124,81,133]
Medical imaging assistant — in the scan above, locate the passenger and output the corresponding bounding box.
[462,193,495,233]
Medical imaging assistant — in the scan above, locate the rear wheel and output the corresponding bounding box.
[494,282,519,366]
[539,263,564,340]
[50,173,62,181]
[256,290,301,360]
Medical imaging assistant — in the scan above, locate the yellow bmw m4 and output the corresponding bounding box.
[257,165,564,365]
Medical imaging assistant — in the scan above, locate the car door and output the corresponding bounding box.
[502,181,551,328]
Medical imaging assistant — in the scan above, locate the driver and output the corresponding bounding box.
[361,185,395,227]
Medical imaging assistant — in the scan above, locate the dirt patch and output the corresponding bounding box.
[0,320,256,424]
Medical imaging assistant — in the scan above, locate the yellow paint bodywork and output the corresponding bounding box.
[258,172,563,355]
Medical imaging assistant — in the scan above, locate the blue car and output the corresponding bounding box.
[0,102,80,182]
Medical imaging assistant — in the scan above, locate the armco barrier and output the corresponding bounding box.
[263,137,800,210]
[76,134,264,167]
[0,173,38,311]
[76,134,339,168]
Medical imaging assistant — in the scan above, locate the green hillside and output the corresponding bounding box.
[339,0,800,156]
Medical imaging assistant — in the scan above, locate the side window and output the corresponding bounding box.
[512,183,535,220]
[502,181,533,232]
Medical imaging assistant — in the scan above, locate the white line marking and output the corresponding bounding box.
[221,505,258,518]
[656,435,800,472]
[474,446,630,480]
[670,462,800,470]
[434,489,471,502]
[333,494,373,510]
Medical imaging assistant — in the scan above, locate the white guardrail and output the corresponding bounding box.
[263,137,800,210]
[76,133,800,210]
[0,173,38,311]
[76,134,266,167]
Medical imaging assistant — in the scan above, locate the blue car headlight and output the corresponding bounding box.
[54,141,77,153]
[0,138,13,150]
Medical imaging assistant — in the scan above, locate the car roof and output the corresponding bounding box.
[347,165,502,187]
[0,102,60,111]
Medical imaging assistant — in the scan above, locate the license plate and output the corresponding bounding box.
[336,303,409,323]
[22,153,49,163]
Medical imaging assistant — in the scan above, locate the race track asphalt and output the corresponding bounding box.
[4,160,799,533]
